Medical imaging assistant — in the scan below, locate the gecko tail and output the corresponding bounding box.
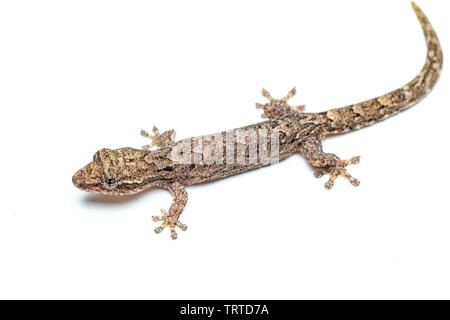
[324,2,443,136]
[411,2,425,22]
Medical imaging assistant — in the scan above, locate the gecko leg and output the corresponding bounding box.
[255,87,305,119]
[301,136,360,189]
[152,182,188,239]
[141,126,176,150]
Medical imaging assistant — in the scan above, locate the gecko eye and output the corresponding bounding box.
[102,177,118,190]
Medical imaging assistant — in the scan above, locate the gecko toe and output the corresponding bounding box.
[314,171,325,178]
[154,225,164,233]
[324,182,333,190]
[152,208,187,239]
[170,228,178,240]
[176,221,188,231]
[324,176,336,189]
[316,156,360,189]
[256,87,306,119]
[349,177,360,186]
[347,156,361,165]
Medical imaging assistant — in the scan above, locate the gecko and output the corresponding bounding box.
[73,2,443,239]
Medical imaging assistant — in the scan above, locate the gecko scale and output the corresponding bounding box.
[73,3,443,239]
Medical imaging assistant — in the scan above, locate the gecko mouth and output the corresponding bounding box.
[72,163,162,195]
[72,168,99,192]
[73,174,135,195]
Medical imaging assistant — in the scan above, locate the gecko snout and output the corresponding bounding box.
[72,160,103,192]
[72,169,86,190]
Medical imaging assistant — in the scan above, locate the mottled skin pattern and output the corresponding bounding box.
[73,3,442,239]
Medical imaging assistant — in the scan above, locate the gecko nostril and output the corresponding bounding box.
[72,172,79,187]
[72,170,85,190]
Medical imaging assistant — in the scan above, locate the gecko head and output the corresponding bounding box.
[72,147,165,195]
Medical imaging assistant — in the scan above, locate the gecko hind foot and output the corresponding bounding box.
[153,209,188,240]
[314,156,361,189]
[141,126,176,150]
[256,87,305,119]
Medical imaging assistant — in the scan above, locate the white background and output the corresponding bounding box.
[0,0,448,299]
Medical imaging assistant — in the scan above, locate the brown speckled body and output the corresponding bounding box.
[73,3,443,239]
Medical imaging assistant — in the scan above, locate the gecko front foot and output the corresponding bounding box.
[314,156,360,189]
[141,126,176,150]
[255,87,305,119]
[153,209,188,240]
